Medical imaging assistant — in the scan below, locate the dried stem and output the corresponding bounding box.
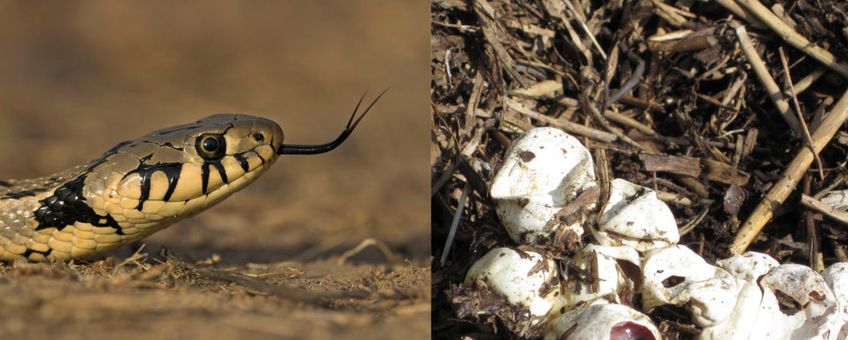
[715,0,766,28]
[506,97,619,143]
[778,47,824,179]
[735,0,848,78]
[731,89,848,254]
[734,24,802,135]
[801,194,848,226]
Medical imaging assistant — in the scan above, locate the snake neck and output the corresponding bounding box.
[0,165,88,199]
[0,163,110,261]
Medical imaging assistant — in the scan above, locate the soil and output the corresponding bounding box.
[0,2,430,339]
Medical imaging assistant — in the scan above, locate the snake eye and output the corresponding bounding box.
[195,134,226,160]
[253,133,264,142]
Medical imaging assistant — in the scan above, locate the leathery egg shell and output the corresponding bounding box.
[751,264,841,340]
[544,301,660,340]
[701,255,848,340]
[565,245,641,307]
[700,252,780,340]
[823,263,848,339]
[642,245,737,328]
[490,127,597,246]
[592,179,679,252]
[716,251,779,283]
[465,247,564,322]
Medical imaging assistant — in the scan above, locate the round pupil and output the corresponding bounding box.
[253,133,264,142]
[202,137,219,152]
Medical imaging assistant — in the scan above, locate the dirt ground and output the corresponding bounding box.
[0,2,429,339]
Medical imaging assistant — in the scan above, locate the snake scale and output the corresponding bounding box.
[0,92,383,262]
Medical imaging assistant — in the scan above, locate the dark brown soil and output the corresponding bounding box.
[0,2,429,339]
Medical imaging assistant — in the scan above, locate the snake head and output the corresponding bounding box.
[17,94,383,261]
[45,90,384,248]
[85,114,284,227]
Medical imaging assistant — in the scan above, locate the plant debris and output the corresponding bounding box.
[431,0,848,338]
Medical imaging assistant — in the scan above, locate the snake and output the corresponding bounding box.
[0,92,384,262]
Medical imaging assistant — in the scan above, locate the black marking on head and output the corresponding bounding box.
[221,122,236,136]
[23,248,52,259]
[160,142,184,151]
[0,180,11,187]
[139,153,154,163]
[138,175,151,209]
[201,162,211,194]
[33,175,124,235]
[234,153,250,172]
[25,137,137,231]
[162,167,182,202]
[129,163,183,210]
[211,160,228,184]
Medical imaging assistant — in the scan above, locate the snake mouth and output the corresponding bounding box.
[277,89,386,155]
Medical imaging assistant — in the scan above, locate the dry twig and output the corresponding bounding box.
[734,24,802,134]
[732,89,848,254]
[801,194,848,226]
[506,97,618,143]
[440,182,470,266]
[778,47,824,179]
[715,0,765,28]
[735,0,848,78]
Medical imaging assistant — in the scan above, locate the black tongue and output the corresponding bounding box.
[277,89,387,155]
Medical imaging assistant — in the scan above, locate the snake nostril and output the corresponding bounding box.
[253,133,265,142]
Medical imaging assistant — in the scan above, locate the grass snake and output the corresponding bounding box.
[0,92,383,262]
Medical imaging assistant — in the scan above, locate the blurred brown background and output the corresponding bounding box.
[0,1,429,262]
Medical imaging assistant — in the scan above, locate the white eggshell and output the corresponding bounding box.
[698,281,763,340]
[706,258,847,340]
[642,245,737,327]
[544,301,660,340]
[592,179,679,251]
[700,252,780,340]
[751,264,841,340]
[823,263,848,339]
[465,247,564,321]
[716,251,780,283]
[566,245,641,307]
[749,282,807,339]
[490,127,597,245]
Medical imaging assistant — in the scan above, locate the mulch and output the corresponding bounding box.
[430,0,848,338]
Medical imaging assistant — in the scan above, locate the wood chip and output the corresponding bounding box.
[702,159,750,186]
[510,80,562,98]
[639,153,702,177]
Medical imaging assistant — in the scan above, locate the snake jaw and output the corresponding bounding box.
[277,89,387,155]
